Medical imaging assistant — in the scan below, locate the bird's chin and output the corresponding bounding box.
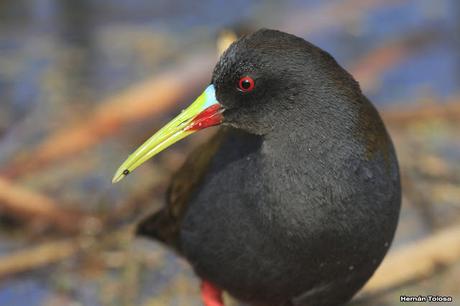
[221,119,272,136]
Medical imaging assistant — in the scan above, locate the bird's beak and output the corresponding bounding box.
[112,84,223,183]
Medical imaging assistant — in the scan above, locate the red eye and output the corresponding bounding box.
[238,76,255,92]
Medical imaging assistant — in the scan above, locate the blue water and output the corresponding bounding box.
[0,280,49,306]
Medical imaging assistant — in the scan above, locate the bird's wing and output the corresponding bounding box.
[135,128,226,250]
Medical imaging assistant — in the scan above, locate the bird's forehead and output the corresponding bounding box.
[212,33,308,84]
[212,42,260,85]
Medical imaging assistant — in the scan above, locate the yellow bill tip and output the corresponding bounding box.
[112,168,130,184]
[111,84,220,184]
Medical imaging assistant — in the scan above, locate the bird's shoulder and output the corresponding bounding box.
[166,129,227,217]
[135,128,227,248]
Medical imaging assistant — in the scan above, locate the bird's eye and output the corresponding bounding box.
[238,76,255,92]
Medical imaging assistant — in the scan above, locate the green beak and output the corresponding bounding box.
[112,85,222,183]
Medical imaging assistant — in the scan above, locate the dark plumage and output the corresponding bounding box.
[136,29,401,306]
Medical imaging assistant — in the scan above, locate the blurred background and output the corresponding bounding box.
[1,0,460,305]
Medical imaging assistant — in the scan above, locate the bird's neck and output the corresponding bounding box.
[261,106,356,161]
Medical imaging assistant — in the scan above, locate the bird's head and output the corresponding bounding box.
[113,29,358,183]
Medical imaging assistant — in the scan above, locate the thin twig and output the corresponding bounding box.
[0,239,79,278]
[0,178,100,234]
[360,223,460,297]
[382,97,460,127]
[0,225,135,279]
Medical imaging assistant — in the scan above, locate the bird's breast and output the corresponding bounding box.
[179,127,400,304]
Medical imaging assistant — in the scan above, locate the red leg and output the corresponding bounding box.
[201,280,224,306]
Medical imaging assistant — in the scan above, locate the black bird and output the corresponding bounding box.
[113,29,401,306]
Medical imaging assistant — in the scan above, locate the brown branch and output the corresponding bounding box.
[350,28,441,92]
[0,177,100,234]
[381,97,460,127]
[0,239,79,278]
[0,225,135,279]
[359,223,460,297]
[1,53,215,178]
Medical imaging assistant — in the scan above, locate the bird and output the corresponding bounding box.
[112,29,401,306]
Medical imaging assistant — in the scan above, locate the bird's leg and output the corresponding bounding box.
[201,280,224,306]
